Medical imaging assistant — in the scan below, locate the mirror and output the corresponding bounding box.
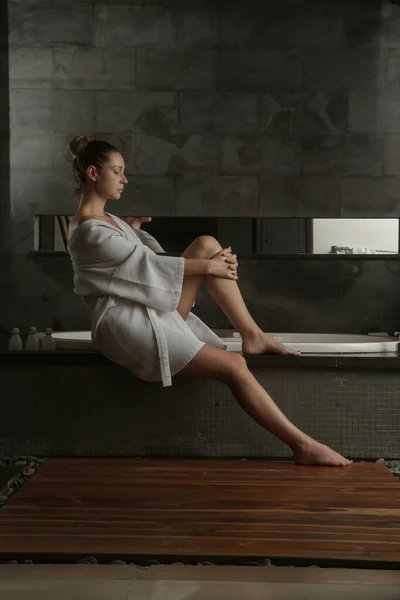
[34,217,400,256]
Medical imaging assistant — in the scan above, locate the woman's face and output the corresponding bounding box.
[91,152,128,200]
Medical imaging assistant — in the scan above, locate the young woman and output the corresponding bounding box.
[67,135,351,468]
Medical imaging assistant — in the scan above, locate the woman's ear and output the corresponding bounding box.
[87,165,97,182]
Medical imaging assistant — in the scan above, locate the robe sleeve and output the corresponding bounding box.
[133,227,166,254]
[71,223,184,313]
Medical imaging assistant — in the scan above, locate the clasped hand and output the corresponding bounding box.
[209,247,238,280]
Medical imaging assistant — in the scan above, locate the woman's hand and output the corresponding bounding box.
[208,247,238,280]
[125,217,152,230]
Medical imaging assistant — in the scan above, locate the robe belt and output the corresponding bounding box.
[147,307,172,387]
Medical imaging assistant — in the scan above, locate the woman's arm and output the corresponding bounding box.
[183,258,210,276]
[125,218,237,280]
[70,224,237,314]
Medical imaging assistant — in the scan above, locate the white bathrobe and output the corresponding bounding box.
[67,214,226,386]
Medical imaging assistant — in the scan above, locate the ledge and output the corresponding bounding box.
[245,353,400,370]
[1,351,400,370]
[31,251,400,260]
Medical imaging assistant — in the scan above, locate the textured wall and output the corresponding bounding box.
[1,1,11,342]
[4,0,400,336]
[1,362,399,458]
[0,1,10,229]
[28,253,400,336]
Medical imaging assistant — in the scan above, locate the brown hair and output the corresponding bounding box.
[68,135,120,197]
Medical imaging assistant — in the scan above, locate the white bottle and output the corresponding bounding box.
[25,326,39,352]
[8,327,23,352]
[41,328,55,352]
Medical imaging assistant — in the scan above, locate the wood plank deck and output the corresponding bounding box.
[0,458,399,564]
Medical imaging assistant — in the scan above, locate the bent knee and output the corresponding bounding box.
[193,235,222,257]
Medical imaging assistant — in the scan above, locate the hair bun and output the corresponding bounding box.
[68,135,89,159]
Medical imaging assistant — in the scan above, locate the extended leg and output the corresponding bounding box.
[176,345,352,467]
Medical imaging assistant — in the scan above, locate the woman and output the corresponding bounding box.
[67,135,351,467]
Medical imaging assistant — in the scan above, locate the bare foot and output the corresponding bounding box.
[294,441,352,467]
[242,331,300,357]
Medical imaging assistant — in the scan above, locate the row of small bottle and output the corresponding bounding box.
[8,327,55,352]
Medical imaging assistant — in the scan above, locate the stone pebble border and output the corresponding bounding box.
[0,456,398,566]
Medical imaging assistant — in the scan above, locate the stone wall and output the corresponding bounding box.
[27,253,400,336]
[0,1,11,342]
[4,0,400,337]
[1,361,399,458]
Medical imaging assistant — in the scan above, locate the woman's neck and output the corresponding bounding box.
[77,192,107,217]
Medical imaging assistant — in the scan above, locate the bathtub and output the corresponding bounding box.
[46,330,399,354]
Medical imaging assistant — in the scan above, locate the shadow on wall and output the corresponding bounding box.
[0,0,10,347]
[0,0,10,235]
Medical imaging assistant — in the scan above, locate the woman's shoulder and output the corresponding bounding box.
[70,213,124,235]
[75,216,94,226]
[71,214,109,227]
[69,215,126,251]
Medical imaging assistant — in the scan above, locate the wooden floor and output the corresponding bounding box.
[0,458,399,564]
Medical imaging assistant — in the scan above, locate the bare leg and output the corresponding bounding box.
[176,237,208,319]
[178,235,299,356]
[176,237,350,467]
[177,345,352,467]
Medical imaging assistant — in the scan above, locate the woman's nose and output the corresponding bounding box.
[122,175,128,184]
